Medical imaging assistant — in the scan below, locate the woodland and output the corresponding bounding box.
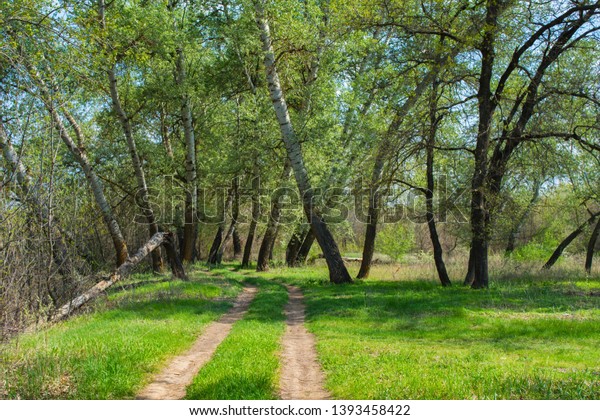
[1,0,600,401]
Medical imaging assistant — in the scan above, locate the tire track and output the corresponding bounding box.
[279,285,330,400]
[136,285,258,400]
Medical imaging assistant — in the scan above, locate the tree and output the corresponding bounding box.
[254,0,352,283]
[465,1,600,288]
[99,0,164,272]
[585,218,600,273]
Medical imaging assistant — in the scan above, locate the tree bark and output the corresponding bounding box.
[242,173,260,268]
[25,66,129,266]
[543,211,600,270]
[176,48,198,263]
[254,0,351,284]
[233,231,242,259]
[295,227,315,265]
[207,225,224,266]
[257,161,291,271]
[231,177,242,259]
[50,232,171,323]
[163,233,186,279]
[216,182,239,263]
[357,147,384,279]
[425,81,451,287]
[208,187,234,265]
[286,225,308,266]
[585,218,600,274]
[463,242,476,286]
[159,103,174,158]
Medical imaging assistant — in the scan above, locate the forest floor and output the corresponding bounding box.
[1,261,600,399]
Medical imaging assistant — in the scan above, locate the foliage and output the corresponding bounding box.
[375,222,415,262]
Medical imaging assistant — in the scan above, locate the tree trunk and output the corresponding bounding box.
[543,211,600,270]
[216,182,239,263]
[468,1,499,289]
[159,103,174,158]
[208,187,234,265]
[257,161,291,271]
[231,177,242,259]
[296,228,316,265]
[255,1,351,284]
[217,223,235,264]
[242,173,260,268]
[207,226,224,266]
[65,116,130,266]
[0,121,75,279]
[357,148,384,279]
[506,180,542,253]
[26,65,129,266]
[269,225,279,261]
[585,218,600,274]
[50,232,171,323]
[233,231,242,259]
[106,63,164,273]
[176,48,198,263]
[163,233,187,280]
[286,225,307,266]
[464,243,475,286]
[425,81,451,287]
[241,224,257,268]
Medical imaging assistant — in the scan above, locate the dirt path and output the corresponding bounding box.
[279,285,330,400]
[136,285,258,400]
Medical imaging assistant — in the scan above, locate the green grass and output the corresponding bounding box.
[218,264,600,399]
[306,275,600,399]
[0,273,242,399]
[3,261,600,400]
[185,279,287,399]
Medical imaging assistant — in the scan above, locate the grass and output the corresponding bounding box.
[2,257,599,400]
[0,272,242,399]
[219,263,600,399]
[305,279,600,399]
[184,279,288,399]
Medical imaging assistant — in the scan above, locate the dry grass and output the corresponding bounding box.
[322,252,600,283]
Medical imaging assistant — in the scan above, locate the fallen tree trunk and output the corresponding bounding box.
[50,232,174,323]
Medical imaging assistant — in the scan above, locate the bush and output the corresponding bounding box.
[511,231,559,261]
[375,223,415,262]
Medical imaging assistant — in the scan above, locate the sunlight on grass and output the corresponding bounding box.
[0,274,242,399]
[303,278,600,399]
[185,280,287,400]
[218,263,600,399]
[2,260,599,400]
